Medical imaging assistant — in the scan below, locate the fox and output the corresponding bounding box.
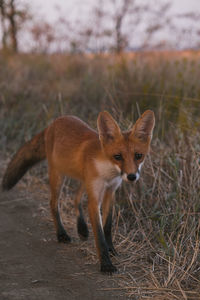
[2,110,155,273]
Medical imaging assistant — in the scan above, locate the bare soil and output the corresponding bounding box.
[0,184,126,300]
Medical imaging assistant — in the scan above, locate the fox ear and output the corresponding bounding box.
[131,110,155,142]
[97,111,121,143]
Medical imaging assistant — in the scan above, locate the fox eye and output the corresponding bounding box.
[135,153,143,160]
[113,154,123,161]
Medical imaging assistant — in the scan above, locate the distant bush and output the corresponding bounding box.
[0,52,198,148]
[1,51,200,151]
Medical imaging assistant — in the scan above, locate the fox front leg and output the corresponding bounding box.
[86,183,117,274]
[102,188,117,256]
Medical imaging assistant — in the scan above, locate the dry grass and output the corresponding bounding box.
[60,130,199,299]
[22,131,200,299]
[1,51,200,299]
[111,132,200,299]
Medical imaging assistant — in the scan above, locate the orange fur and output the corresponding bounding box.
[2,110,155,273]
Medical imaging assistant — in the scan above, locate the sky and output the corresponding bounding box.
[1,0,200,51]
[29,0,200,21]
[27,0,200,50]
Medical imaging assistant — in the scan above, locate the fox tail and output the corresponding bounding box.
[2,130,46,191]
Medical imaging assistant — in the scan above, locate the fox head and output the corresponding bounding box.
[97,110,155,182]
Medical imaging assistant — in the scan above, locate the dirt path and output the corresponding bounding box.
[0,186,125,300]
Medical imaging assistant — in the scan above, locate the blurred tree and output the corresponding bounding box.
[31,0,173,54]
[84,0,111,53]
[0,0,29,52]
[174,12,200,49]
[0,0,7,50]
[9,0,18,52]
[1,0,199,53]
[81,0,172,54]
[113,0,133,53]
[30,21,55,53]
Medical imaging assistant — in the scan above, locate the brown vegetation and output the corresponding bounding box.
[1,51,200,299]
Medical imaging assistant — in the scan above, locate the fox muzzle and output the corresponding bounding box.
[127,173,137,181]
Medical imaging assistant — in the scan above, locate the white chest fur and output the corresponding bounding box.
[92,159,122,204]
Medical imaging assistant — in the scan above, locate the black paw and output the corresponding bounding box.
[77,216,89,240]
[100,263,117,274]
[57,231,71,243]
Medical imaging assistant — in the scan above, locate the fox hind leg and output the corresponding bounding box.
[75,184,89,240]
[49,168,71,243]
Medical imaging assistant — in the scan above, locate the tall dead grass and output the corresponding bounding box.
[110,129,200,299]
[1,51,200,299]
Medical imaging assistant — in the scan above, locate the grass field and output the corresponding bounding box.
[1,51,200,299]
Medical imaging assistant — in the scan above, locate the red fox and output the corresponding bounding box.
[2,110,155,273]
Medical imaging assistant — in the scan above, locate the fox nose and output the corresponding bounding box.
[127,173,137,181]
